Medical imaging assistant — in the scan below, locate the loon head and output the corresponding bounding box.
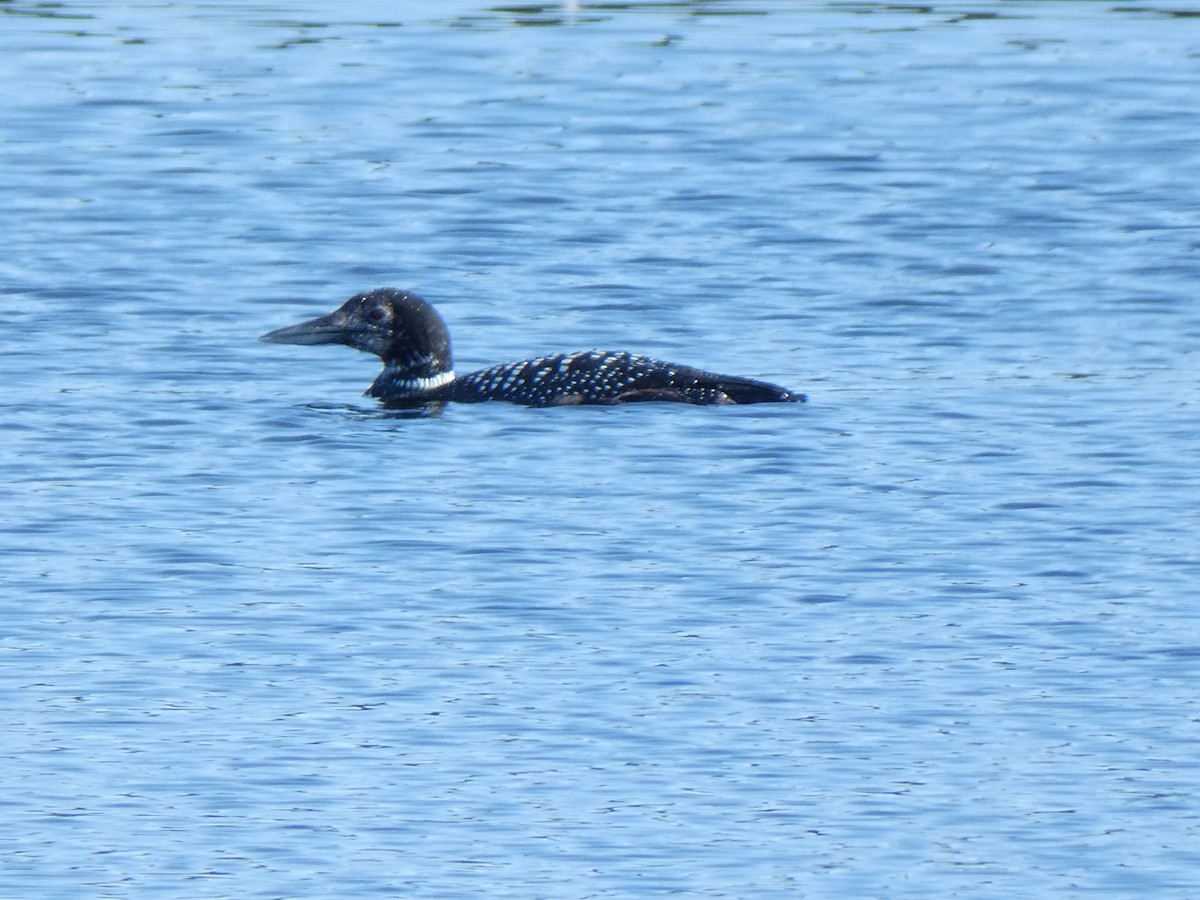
[260,288,453,377]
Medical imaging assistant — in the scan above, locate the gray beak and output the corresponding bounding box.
[260,313,351,346]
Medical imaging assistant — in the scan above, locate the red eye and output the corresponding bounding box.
[367,307,386,322]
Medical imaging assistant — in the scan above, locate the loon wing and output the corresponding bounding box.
[611,369,800,405]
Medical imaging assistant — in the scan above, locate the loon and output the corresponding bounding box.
[260,288,804,409]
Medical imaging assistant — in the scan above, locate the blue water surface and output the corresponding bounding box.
[2,1,1199,897]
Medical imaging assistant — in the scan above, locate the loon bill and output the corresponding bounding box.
[260,288,805,409]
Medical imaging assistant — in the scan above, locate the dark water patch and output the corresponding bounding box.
[1111,6,1200,18]
[690,7,768,17]
[2,5,94,21]
[836,654,893,665]
[1151,646,1200,658]
[77,98,162,108]
[796,594,848,605]
[251,20,331,30]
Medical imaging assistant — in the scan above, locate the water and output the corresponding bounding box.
[3,1,1199,896]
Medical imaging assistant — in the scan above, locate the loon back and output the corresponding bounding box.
[446,350,796,407]
[260,288,805,409]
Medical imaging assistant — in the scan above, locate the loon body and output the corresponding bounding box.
[260,288,804,409]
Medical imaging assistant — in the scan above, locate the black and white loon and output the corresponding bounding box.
[260,288,804,409]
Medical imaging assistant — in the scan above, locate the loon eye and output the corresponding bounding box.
[367,307,387,323]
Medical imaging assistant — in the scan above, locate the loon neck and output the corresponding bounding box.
[392,367,456,392]
[382,346,452,380]
[369,363,456,402]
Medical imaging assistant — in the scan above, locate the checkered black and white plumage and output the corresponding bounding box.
[450,350,799,407]
[261,288,804,410]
